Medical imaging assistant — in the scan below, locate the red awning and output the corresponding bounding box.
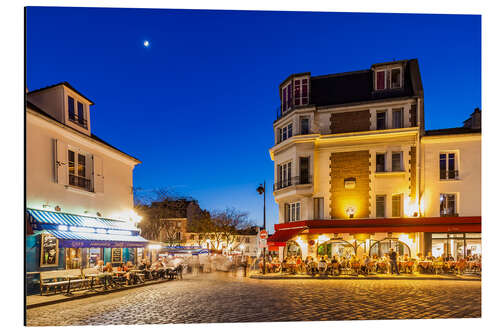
[267,227,305,247]
[271,216,481,235]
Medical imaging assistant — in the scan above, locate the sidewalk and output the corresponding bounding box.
[26,278,172,309]
[249,272,481,281]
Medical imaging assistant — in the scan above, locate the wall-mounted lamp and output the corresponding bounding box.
[345,207,355,219]
[54,205,61,212]
[96,212,102,217]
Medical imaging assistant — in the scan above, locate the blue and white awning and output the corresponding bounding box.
[27,208,139,231]
[46,230,148,248]
[27,208,148,248]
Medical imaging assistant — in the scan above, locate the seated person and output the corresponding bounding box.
[318,256,328,274]
[360,255,370,274]
[94,260,105,272]
[425,252,434,261]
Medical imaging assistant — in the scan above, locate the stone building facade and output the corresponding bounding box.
[268,59,481,261]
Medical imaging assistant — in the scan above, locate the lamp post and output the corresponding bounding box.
[257,182,266,275]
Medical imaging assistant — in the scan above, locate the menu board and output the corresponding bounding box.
[40,233,59,267]
[111,248,122,263]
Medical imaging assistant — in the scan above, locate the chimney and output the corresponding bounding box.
[471,108,481,129]
[463,107,481,129]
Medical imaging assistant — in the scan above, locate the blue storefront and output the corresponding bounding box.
[26,208,148,294]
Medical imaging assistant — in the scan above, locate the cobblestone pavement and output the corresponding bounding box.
[26,272,481,326]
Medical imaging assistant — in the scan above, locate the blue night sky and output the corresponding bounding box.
[26,7,481,232]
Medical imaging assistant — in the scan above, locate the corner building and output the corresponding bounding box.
[268,59,481,261]
[26,82,145,293]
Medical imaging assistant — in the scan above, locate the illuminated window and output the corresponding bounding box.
[68,149,91,191]
[392,194,402,217]
[440,194,457,216]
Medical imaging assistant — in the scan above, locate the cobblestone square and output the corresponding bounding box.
[26,273,481,326]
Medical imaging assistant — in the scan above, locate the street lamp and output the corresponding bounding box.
[257,182,266,275]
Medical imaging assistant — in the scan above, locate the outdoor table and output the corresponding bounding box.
[418,261,433,273]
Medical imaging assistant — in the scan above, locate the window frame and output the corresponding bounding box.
[439,152,458,180]
[376,153,386,172]
[376,110,387,130]
[376,195,386,218]
[67,148,92,191]
[375,66,403,91]
[287,202,301,222]
[392,108,403,128]
[277,161,292,189]
[440,193,458,217]
[300,117,310,135]
[391,152,403,172]
[391,194,402,217]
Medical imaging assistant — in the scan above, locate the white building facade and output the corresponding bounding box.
[26,82,145,292]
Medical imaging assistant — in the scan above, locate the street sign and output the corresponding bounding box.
[259,239,267,248]
[259,229,268,239]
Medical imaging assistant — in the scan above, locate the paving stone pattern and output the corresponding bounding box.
[26,273,481,326]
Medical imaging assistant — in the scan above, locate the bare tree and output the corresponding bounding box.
[211,208,252,251]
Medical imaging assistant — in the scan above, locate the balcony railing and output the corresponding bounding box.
[69,174,92,192]
[273,175,312,191]
[440,170,459,180]
[68,114,88,129]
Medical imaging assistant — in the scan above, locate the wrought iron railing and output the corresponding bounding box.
[440,170,459,180]
[69,174,92,191]
[68,114,88,129]
[273,175,312,191]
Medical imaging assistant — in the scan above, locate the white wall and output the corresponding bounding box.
[421,134,481,217]
[26,109,139,221]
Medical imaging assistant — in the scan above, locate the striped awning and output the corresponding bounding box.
[27,208,139,232]
[45,230,148,248]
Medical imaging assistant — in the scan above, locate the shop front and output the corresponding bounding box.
[26,208,148,293]
[269,216,481,261]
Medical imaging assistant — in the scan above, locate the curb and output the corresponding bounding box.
[26,278,174,309]
[249,274,481,281]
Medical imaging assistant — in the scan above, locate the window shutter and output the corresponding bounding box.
[54,139,68,185]
[93,155,104,193]
[284,203,290,222]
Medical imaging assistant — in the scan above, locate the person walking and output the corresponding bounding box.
[389,248,400,275]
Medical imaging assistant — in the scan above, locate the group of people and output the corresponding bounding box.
[92,256,185,286]
[262,248,481,276]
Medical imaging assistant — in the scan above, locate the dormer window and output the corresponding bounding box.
[375,67,402,90]
[67,96,88,129]
[281,77,309,113]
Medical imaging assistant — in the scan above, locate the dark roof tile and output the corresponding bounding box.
[425,127,481,136]
[28,82,95,105]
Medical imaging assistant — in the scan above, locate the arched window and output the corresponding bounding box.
[285,240,302,257]
[317,240,356,259]
[369,238,411,258]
